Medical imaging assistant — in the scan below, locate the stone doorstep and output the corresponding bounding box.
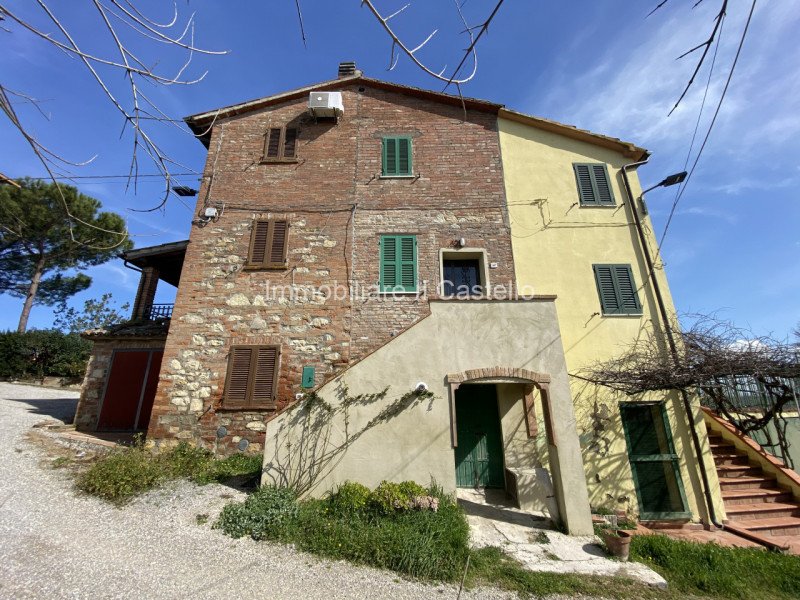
[55,427,137,449]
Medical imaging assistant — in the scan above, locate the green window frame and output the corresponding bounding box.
[382,136,413,177]
[573,163,615,206]
[380,235,417,292]
[593,264,642,315]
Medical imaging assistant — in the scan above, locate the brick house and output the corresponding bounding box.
[78,63,711,534]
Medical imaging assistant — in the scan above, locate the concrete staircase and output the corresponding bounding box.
[710,432,800,547]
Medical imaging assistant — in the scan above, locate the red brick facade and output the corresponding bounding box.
[146,81,515,454]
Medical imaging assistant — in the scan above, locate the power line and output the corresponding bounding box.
[658,0,757,252]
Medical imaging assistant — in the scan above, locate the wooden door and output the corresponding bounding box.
[454,385,505,488]
[97,349,162,431]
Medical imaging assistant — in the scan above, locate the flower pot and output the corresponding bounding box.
[599,528,632,561]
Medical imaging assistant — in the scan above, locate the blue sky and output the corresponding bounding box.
[1,0,797,336]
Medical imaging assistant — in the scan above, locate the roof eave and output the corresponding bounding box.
[499,108,649,160]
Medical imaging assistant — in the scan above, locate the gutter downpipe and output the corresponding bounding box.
[621,160,722,529]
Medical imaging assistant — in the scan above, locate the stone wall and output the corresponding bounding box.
[74,337,166,431]
[147,82,514,454]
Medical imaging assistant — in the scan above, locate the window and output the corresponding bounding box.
[247,220,288,269]
[573,163,615,206]
[593,264,642,315]
[223,345,280,409]
[382,136,413,177]
[263,127,298,161]
[380,235,417,292]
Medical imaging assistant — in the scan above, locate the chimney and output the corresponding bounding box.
[338,61,361,78]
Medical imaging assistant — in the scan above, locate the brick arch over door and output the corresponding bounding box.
[445,366,556,448]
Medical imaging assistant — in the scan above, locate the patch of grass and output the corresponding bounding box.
[75,442,262,505]
[466,546,661,599]
[51,456,72,469]
[531,530,550,544]
[631,534,800,600]
[196,514,209,525]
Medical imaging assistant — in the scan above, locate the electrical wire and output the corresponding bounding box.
[657,0,757,252]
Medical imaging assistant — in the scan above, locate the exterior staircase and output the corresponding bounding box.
[710,431,800,549]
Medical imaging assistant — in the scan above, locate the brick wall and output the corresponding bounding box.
[147,82,514,454]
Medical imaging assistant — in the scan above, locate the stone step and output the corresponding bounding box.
[716,464,764,478]
[734,516,800,537]
[722,488,793,506]
[713,454,750,467]
[718,475,777,491]
[725,502,800,521]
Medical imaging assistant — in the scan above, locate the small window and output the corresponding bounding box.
[247,219,289,269]
[223,345,280,409]
[574,163,615,206]
[263,127,298,161]
[443,258,482,296]
[380,235,417,292]
[382,136,413,177]
[593,264,642,315]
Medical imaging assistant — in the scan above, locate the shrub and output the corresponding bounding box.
[193,452,263,485]
[368,480,427,514]
[75,445,166,504]
[0,329,91,380]
[327,481,371,515]
[215,486,298,540]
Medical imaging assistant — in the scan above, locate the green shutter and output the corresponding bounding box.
[380,235,416,292]
[593,264,641,315]
[574,163,615,206]
[382,137,412,176]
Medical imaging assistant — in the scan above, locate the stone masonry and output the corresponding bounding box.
[147,80,515,454]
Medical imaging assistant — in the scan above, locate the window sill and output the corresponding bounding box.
[379,175,416,180]
[217,404,277,412]
[243,265,289,271]
[601,312,643,318]
[579,203,618,208]
[260,158,299,164]
[378,290,420,296]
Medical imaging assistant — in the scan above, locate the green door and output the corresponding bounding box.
[455,385,505,488]
[620,402,690,520]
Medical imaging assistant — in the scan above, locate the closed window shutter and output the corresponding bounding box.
[614,265,641,313]
[224,345,280,408]
[381,235,416,292]
[249,220,270,265]
[265,128,282,159]
[574,164,596,204]
[268,220,288,266]
[397,138,411,175]
[593,264,642,315]
[225,347,253,407]
[283,128,297,158]
[594,265,620,313]
[574,163,615,206]
[383,138,397,175]
[592,164,615,205]
[380,236,398,289]
[252,346,278,407]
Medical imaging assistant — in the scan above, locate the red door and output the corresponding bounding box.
[97,349,163,431]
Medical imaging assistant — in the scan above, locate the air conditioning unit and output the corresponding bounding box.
[308,91,343,118]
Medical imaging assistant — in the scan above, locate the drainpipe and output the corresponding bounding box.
[620,161,722,529]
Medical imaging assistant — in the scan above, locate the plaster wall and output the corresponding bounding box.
[261,300,593,535]
[498,117,724,523]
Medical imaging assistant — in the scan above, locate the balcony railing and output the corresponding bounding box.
[699,376,800,411]
[145,303,174,320]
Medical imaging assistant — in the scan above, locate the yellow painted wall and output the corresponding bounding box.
[498,116,724,523]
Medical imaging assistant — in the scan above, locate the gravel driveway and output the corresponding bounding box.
[0,382,516,600]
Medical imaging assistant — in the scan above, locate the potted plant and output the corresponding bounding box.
[594,517,637,561]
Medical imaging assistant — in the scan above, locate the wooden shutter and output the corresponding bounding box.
[574,163,615,206]
[251,346,278,407]
[224,347,254,408]
[380,235,416,292]
[224,345,279,408]
[268,220,288,266]
[593,264,642,315]
[382,137,412,176]
[248,220,288,268]
[283,128,297,158]
[264,128,282,159]
[249,220,270,266]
